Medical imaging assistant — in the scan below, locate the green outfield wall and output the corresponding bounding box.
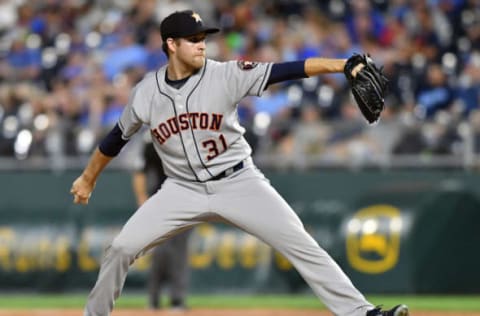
[1,169,480,293]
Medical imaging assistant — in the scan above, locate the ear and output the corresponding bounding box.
[166,38,177,54]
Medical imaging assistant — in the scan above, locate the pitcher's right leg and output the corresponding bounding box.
[83,245,133,316]
[84,179,207,316]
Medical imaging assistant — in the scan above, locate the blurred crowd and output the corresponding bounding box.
[0,0,479,168]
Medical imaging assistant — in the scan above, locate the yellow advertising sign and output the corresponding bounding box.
[346,205,403,274]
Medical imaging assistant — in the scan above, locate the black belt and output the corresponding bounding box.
[210,161,244,181]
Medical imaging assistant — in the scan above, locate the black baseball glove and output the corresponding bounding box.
[344,54,388,124]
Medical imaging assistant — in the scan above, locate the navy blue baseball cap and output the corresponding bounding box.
[160,10,220,41]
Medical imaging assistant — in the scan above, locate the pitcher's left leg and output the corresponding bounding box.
[210,169,373,316]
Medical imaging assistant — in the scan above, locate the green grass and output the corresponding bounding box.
[0,293,479,311]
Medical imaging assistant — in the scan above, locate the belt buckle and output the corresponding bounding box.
[224,167,234,177]
[214,161,244,181]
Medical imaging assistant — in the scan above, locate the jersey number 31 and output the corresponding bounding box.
[202,134,227,160]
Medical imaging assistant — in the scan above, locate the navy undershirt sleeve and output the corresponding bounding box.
[98,123,129,157]
[266,61,308,87]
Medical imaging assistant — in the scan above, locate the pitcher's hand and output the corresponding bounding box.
[70,175,96,205]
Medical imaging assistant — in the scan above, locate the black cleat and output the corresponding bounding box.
[366,304,409,316]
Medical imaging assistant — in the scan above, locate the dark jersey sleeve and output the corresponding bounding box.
[99,124,129,156]
[266,61,307,87]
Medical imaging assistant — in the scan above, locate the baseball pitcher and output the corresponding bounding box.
[71,10,405,316]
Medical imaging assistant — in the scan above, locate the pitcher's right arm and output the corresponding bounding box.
[70,147,114,205]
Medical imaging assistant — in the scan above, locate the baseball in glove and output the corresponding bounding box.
[344,54,388,124]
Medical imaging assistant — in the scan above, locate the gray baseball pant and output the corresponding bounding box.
[84,165,373,316]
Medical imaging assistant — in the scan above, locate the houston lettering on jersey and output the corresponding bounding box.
[151,113,223,144]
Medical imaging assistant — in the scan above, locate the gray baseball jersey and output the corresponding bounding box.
[119,59,272,181]
[84,59,374,316]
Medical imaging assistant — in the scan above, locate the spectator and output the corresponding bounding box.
[5,36,41,82]
[416,63,454,118]
[102,29,148,81]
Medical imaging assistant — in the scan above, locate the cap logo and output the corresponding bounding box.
[191,12,202,23]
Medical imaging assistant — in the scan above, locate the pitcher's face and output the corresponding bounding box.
[172,33,207,70]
